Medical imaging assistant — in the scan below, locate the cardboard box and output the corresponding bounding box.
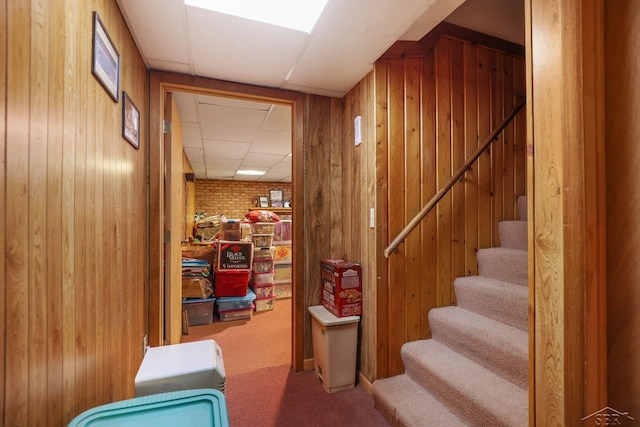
[321,259,362,317]
[216,240,253,270]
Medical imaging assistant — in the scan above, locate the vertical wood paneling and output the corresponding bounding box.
[528,0,607,423]
[343,73,377,379]
[502,57,516,221]
[387,58,407,374]
[3,0,148,424]
[374,60,390,378]
[450,40,465,294]
[376,35,526,377]
[435,39,453,307]
[0,0,6,419]
[46,1,65,419]
[30,0,49,420]
[476,48,493,251]
[490,51,504,245]
[605,0,639,419]
[6,0,31,424]
[463,44,479,276]
[420,51,437,337]
[404,57,423,343]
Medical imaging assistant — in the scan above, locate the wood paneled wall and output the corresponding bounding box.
[2,1,148,425]
[605,0,640,419]
[374,36,526,377]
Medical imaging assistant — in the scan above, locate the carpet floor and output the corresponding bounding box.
[182,298,389,426]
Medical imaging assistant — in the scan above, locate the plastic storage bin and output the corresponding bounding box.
[216,289,255,311]
[250,222,276,235]
[253,246,276,260]
[134,340,226,397]
[308,305,360,393]
[217,305,254,322]
[251,283,275,299]
[214,270,250,297]
[182,297,215,326]
[254,297,275,312]
[252,270,275,285]
[68,389,229,427]
[250,234,274,248]
[253,258,275,273]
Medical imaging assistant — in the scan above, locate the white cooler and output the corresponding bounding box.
[134,339,226,397]
[308,305,360,393]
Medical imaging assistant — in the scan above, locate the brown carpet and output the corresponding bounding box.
[182,298,389,426]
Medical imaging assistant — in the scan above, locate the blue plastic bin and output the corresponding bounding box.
[68,388,229,427]
[215,288,255,311]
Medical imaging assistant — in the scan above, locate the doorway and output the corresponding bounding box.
[148,71,306,371]
[173,89,293,375]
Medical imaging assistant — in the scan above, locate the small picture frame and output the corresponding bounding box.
[122,91,140,149]
[259,196,269,208]
[92,11,120,102]
[270,189,284,208]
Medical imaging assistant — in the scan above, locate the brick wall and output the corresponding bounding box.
[194,179,292,220]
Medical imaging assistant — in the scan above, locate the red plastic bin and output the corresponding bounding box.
[214,269,250,297]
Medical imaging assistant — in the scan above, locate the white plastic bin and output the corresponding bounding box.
[134,340,226,397]
[308,305,360,393]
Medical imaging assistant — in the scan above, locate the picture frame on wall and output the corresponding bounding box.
[122,91,140,149]
[259,196,269,208]
[270,189,284,208]
[92,11,120,102]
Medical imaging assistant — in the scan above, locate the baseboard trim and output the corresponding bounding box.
[358,372,373,395]
[303,358,315,371]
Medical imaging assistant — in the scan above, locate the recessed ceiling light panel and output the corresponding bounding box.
[184,0,328,33]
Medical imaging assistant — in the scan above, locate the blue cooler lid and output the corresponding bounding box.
[68,388,229,427]
[215,288,255,302]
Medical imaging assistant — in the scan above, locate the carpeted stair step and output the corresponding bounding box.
[401,340,528,426]
[429,306,528,388]
[372,374,466,426]
[477,247,528,286]
[518,195,527,221]
[498,220,528,250]
[454,275,528,331]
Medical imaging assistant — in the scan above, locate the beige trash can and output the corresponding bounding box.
[308,305,360,393]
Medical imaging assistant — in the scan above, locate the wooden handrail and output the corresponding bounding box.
[384,98,526,258]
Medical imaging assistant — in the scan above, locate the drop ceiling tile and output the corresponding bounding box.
[147,59,192,75]
[207,169,237,180]
[250,130,291,155]
[262,105,292,132]
[260,172,291,182]
[241,153,285,168]
[118,0,189,64]
[181,123,202,148]
[184,147,204,160]
[205,157,241,170]
[198,103,267,141]
[186,7,308,88]
[203,140,250,159]
[269,161,293,173]
[197,94,271,111]
[173,93,199,123]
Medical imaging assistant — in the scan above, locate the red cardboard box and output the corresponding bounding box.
[321,259,362,317]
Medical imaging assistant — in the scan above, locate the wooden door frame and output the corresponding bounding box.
[148,71,306,371]
[526,0,607,424]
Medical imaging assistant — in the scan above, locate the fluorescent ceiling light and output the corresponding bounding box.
[185,0,328,33]
[236,169,266,176]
